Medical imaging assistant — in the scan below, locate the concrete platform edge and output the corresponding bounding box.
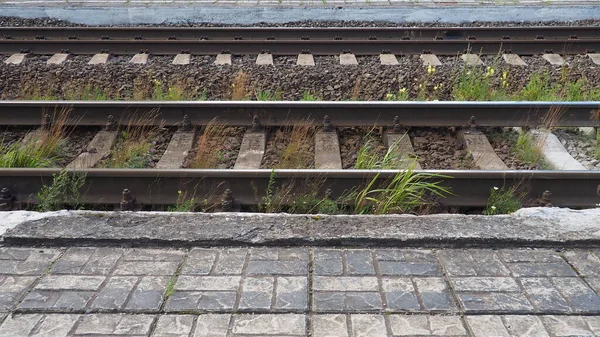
[2,208,600,248]
[1,6,599,25]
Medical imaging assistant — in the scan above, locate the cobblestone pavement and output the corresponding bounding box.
[0,246,599,336]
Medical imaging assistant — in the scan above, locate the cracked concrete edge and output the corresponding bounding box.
[1,207,600,248]
[0,6,599,25]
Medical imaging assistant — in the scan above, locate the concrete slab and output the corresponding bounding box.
[21,130,47,147]
[67,131,118,169]
[130,53,149,64]
[385,133,421,169]
[419,54,442,66]
[47,53,71,65]
[379,54,398,65]
[339,53,358,65]
[587,53,600,65]
[4,53,29,65]
[460,53,483,66]
[156,131,196,169]
[172,53,191,65]
[314,131,342,169]
[215,53,232,65]
[4,208,600,248]
[234,131,266,169]
[296,54,315,66]
[256,53,273,65]
[532,130,586,170]
[458,130,508,170]
[542,54,566,66]
[503,54,527,66]
[88,53,111,65]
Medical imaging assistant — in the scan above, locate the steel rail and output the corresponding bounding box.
[1,26,599,41]
[0,101,598,127]
[1,39,598,55]
[0,169,598,208]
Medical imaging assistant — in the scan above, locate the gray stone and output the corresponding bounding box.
[167,291,236,310]
[0,276,37,309]
[457,293,534,312]
[0,249,60,276]
[212,249,247,275]
[314,292,383,311]
[193,314,230,337]
[53,291,94,310]
[127,277,169,310]
[414,278,455,310]
[153,315,195,337]
[552,277,600,313]
[239,277,274,310]
[451,277,519,292]
[232,314,305,335]
[346,251,375,275]
[503,315,550,337]
[247,260,307,275]
[314,250,343,275]
[313,277,378,292]
[91,276,137,310]
[563,250,600,276]
[379,261,440,276]
[541,316,594,336]
[466,315,510,337]
[274,277,308,310]
[182,249,218,275]
[519,278,571,312]
[0,314,42,337]
[312,314,348,337]
[500,249,563,263]
[175,276,241,291]
[76,313,154,335]
[384,291,420,310]
[389,315,467,336]
[350,315,387,337]
[113,261,179,276]
[123,249,184,262]
[35,275,105,290]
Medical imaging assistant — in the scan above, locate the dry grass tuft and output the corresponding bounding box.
[272,121,316,169]
[190,118,231,168]
[230,72,250,100]
[101,110,164,168]
[351,77,362,100]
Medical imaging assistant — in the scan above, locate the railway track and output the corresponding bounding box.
[0,101,598,210]
[1,26,599,55]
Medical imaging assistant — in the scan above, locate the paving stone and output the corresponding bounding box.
[381,278,420,310]
[247,260,307,275]
[552,277,600,312]
[350,315,386,337]
[166,291,237,311]
[541,316,595,336]
[379,261,440,276]
[35,275,105,290]
[19,290,95,310]
[313,276,378,292]
[76,313,155,335]
[152,315,194,337]
[508,262,576,277]
[466,315,510,337]
[457,293,534,312]
[0,314,42,337]
[438,250,510,276]
[586,316,600,334]
[346,251,375,275]
[0,248,60,275]
[274,277,308,310]
[126,276,170,310]
[451,277,519,292]
[503,315,550,337]
[213,249,248,275]
[414,278,455,310]
[232,314,305,335]
[563,250,600,276]
[389,315,467,336]
[175,276,241,291]
[500,249,563,263]
[193,314,230,337]
[376,249,437,262]
[182,249,218,275]
[250,248,308,261]
[239,277,274,310]
[312,314,348,337]
[586,277,600,293]
[0,276,37,310]
[519,278,571,312]
[114,261,180,276]
[314,249,343,275]
[314,292,383,311]
[91,276,138,310]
